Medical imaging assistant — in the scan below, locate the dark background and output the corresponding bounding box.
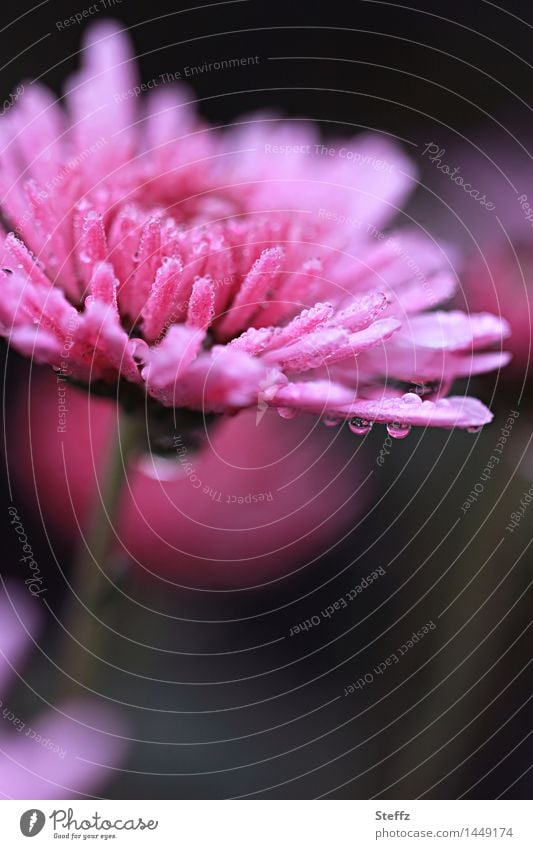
[0,0,531,799]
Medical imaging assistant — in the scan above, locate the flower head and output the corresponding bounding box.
[0,22,509,434]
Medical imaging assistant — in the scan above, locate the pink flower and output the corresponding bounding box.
[0,582,125,798]
[0,22,509,433]
[11,369,368,589]
[463,243,531,379]
[415,133,530,382]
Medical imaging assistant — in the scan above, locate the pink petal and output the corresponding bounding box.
[0,582,39,695]
[124,216,161,320]
[142,324,205,398]
[75,207,108,291]
[187,275,215,330]
[141,256,185,343]
[217,247,284,338]
[336,394,494,429]
[0,700,126,799]
[1,233,52,289]
[403,311,511,350]
[64,21,138,182]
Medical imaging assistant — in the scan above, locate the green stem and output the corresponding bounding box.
[60,410,142,696]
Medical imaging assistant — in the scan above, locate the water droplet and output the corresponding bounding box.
[277,407,298,420]
[323,413,342,427]
[402,392,423,405]
[78,250,92,264]
[387,421,411,439]
[467,425,483,434]
[348,417,373,436]
[409,380,449,399]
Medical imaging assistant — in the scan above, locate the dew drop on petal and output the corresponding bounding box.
[387,421,411,439]
[408,380,449,399]
[467,425,483,434]
[277,406,298,420]
[402,392,423,405]
[348,417,373,436]
[323,413,342,427]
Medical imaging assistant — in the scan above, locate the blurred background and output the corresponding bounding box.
[0,0,531,799]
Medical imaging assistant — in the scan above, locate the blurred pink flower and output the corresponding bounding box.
[0,22,509,433]
[463,243,531,379]
[415,132,530,380]
[11,369,368,589]
[0,582,125,798]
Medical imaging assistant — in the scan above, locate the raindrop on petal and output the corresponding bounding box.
[277,406,298,420]
[348,417,373,436]
[467,425,483,434]
[323,413,342,427]
[387,421,411,439]
[408,380,449,399]
[402,392,423,405]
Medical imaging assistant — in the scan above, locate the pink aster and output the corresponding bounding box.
[0,582,125,798]
[0,22,510,435]
[463,244,531,380]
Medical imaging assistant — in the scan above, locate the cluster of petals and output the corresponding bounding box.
[0,22,510,432]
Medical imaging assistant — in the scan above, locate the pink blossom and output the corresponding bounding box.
[0,582,125,798]
[414,133,530,381]
[11,369,369,589]
[0,22,509,433]
[463,244,531,379]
